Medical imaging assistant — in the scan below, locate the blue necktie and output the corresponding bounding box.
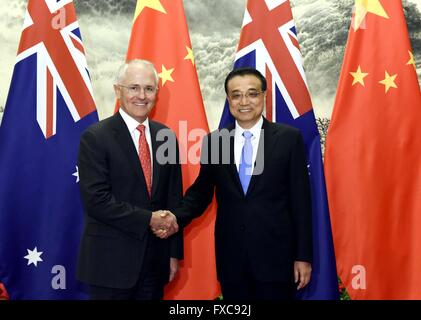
[239,131,253,194]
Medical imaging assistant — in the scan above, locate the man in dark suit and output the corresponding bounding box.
[77,59,182,300]
[164,67,312,300]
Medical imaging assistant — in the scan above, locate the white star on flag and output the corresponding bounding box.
[24,247,43,267]
[72,166,79,183]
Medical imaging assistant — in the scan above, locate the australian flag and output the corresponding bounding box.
[0,0,98,299]
[220,0,339,300]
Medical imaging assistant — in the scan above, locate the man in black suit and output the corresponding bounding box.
[77,59,182,300]
[163,68,312,300]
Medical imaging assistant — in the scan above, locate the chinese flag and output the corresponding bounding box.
[325,0,421,299]
[124,0,220,299]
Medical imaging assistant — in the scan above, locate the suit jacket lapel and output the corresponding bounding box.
[219,124,245,196]
[111,113,152,197]
[149,121,161,198]
[246,118,276,196]
[228,132,245,195]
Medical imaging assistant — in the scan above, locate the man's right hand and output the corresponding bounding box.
[150,210,178,239]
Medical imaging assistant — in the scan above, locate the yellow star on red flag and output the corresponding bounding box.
[184,46,195,66]
[379,71,398,93]
[353,0,389,31]
[158,65,175,86]
[350,65,369,86]
[406,51,416,69]
[134,0,167,20]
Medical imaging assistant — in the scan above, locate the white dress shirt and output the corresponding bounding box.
[234,116,263,173]
[119,108,153,181]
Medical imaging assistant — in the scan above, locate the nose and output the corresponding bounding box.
[239,94,249,105]
[137,87,147,99]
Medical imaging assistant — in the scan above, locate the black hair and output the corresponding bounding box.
[224,67,267,94]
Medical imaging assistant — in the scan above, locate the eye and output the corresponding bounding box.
[129,85,140,92]
[247,91,259,98]
[144,86,155,94]
[230,93,242,100]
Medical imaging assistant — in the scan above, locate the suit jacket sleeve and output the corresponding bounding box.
[78,129,152,241]
[289,131,313,263]
[175,134,215,228]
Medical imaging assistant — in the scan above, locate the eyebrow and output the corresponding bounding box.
[230,88,259,92]
[127,84,155,87]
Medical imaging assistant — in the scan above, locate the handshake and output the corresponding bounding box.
[150,210,179,239]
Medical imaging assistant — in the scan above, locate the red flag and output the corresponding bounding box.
[0,283,9,300]
[325,0,421,299]
[124,0,220,299]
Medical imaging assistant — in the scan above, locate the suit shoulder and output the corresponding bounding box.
[267,121,301,137]
[217,122,235,132]
[208,123,235,137]
[81,115,115,137]
[149,120,177,137]
[204,128,235,144]
[149,120,169,130]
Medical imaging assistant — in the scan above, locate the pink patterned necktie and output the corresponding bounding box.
[137,124,152,196]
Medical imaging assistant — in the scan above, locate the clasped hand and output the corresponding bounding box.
[150,210,178,239]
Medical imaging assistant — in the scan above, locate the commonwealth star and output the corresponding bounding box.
[24,247,43,267]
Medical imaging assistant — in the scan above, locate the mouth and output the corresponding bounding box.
[133,101,148,107]
[238,108,252,113]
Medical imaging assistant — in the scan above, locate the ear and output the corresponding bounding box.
[113,84,121,99]
[154,88,159,104]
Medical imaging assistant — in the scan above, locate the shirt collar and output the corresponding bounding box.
[235,116,263,139]
[119,108,150,134]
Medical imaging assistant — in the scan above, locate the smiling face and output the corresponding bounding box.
[227,74,266,129]
[114,63,158,123]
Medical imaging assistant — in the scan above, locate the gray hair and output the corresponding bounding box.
[115,59,159,87]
